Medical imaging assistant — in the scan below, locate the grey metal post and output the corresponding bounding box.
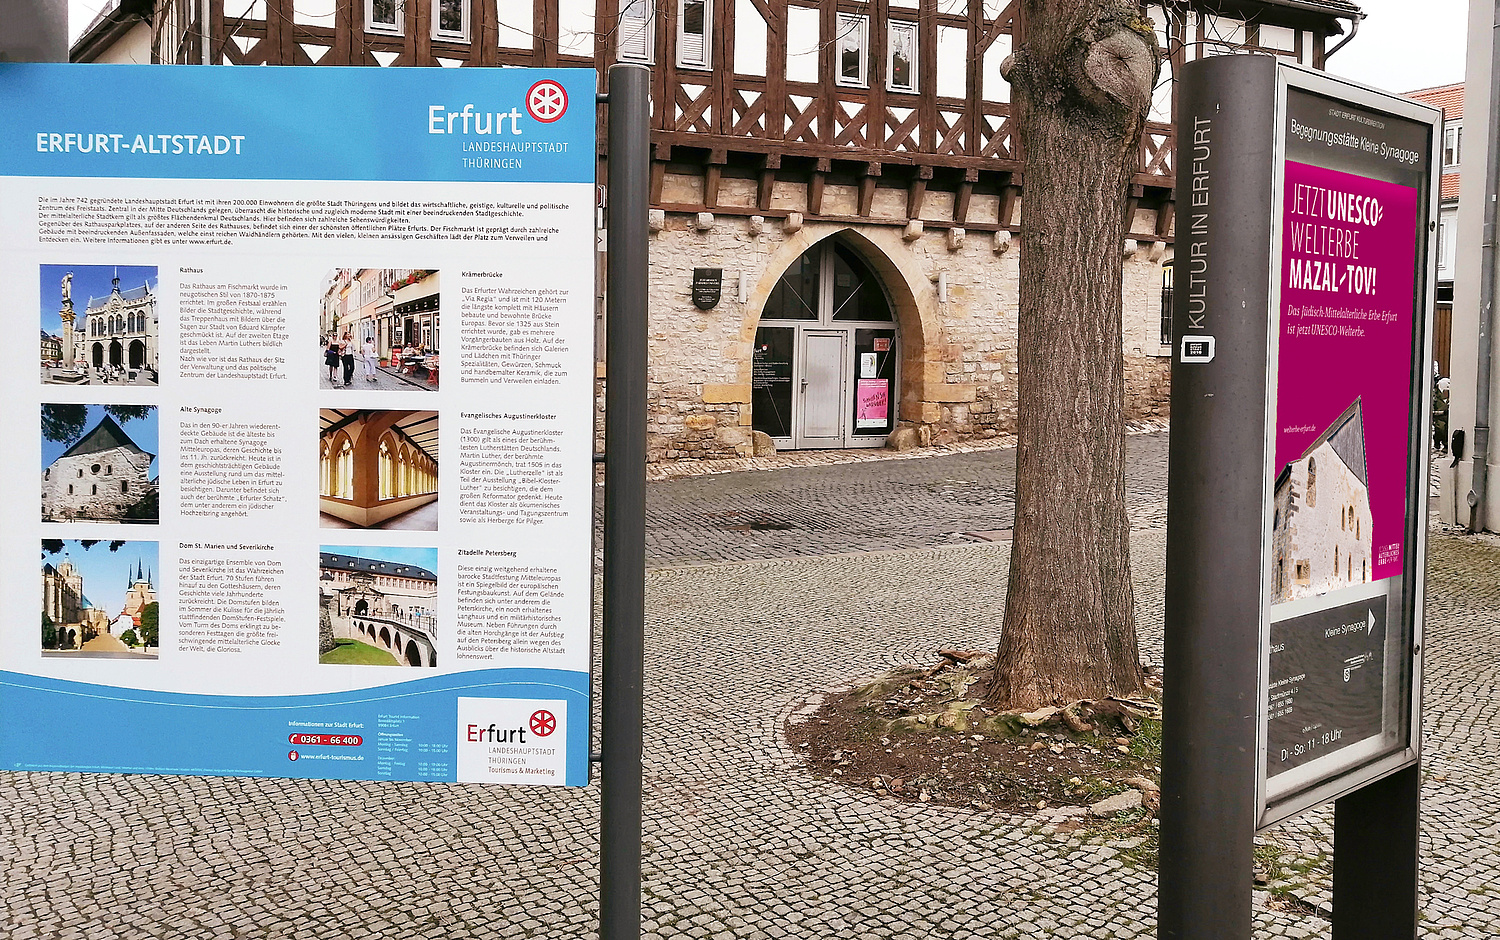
[601,62,650,940]
[1331,763,1420,939]
[1159,54,1277,940]
[1,0,67,62]
[1468,0,1500,532]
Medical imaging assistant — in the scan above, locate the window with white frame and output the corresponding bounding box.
[432,0,468,40]
[1444,124,1462,167]
[888,20,917,93]
[617,0,654,62]
[367,0,402,33]
[836,14,869,87]
[677,0,711,68]
[160,0,181,61]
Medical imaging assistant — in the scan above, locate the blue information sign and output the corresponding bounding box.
[2,64,598,786]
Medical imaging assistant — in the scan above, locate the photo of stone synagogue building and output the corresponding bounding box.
[42,413,159,524]
[1272,399,1372,604]
[92,0,1362,460]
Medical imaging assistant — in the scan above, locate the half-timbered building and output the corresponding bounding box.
[77,0,1362,458]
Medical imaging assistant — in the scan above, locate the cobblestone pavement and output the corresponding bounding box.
[644,432,1169,566]
[3,524,1495,939]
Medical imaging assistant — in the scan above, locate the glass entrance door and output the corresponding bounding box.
[753,239,899,450]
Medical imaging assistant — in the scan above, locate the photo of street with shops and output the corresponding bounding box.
[319,268,439,391]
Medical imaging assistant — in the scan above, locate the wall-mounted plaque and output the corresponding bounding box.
[692,267,723,309]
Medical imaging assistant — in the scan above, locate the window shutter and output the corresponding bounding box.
[618,0,653,62]
[678,0,709,67]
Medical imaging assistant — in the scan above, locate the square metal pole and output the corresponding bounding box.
[1331,763,1420,939]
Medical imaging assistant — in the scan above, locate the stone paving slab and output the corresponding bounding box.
[4,526,1495,938]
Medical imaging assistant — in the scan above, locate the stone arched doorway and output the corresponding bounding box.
[751,237,901,450]
[108,340,122,368]
[92,343,104,368]
[128,340,145,370]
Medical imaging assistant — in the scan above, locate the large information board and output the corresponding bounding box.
[0,64,597,786]
[1257,70,1436,824]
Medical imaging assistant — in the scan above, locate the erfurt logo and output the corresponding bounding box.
[466,723,529,743]
[456,697,568,784]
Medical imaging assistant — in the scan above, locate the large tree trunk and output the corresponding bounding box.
[988,1,1155,710]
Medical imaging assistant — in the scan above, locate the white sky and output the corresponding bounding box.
[1325,0,1469,94]
[69,0,1470,93]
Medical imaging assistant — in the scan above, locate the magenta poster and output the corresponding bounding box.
[855,379,889,429]
[1272,159,1420,600]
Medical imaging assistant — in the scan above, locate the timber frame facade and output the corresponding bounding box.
[115,0,1359,243]
[81,0,1364,460]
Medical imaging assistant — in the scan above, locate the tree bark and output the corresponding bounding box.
[988,0,1154,710]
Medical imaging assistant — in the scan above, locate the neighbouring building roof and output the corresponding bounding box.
[1407,82,1463,122]
[57,415,153,461]
[1406,83,1462,204]
[70,0,154,63]
[320,553,437,583]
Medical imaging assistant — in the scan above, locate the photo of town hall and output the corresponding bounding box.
[40,264,159,386]
[41,404,160,524]
[41,540,159,659]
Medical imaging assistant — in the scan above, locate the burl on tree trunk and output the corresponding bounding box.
[988,1,1157,710]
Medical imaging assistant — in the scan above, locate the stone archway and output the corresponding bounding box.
[404,640,422,667]
[738,226,938,449]
[108,340,122,368]
[128,340,145,370]
[354,599,368,616]
[92,343,104,368]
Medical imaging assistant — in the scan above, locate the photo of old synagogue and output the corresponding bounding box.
[41,404,159,524]
[319,546,438,667]
[40,264,159,386]
[319,410,438,530]
[1272,399,1373,605]
[42,540,159,659]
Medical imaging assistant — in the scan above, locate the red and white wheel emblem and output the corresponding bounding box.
[529,709,557,737]
[526,80,568,123]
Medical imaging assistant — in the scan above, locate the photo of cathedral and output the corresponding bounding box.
[41,404,159,524]
[1272,399,1373,604]
[40,264,159,386]
[41,540,159,659]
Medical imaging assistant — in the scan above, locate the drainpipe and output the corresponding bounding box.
[202,0,213,63]
[1323,14,1361,62]
[1470,0,1500,531]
